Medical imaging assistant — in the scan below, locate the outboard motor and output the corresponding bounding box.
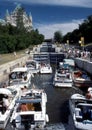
[21,114,34,130]
[11,120,16,128]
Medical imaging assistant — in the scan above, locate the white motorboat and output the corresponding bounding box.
[10,87,49,130]
[25,60,40,74]
[53,63,72,87]
[0,86,21,129]
[72,70,92,88]
[9,67,32,88]
[39,62,52,74]
[69,93,92,130]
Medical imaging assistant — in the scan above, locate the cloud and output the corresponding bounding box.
[35,19,83,39]
[5,0,92,8]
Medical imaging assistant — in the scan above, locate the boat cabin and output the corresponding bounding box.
[16,93,42,112]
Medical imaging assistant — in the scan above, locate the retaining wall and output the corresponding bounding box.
[75,58,92,75]
[0,55,32,83]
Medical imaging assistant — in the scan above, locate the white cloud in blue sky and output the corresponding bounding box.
[3,0,90,38]
[36,19,83,38]
[7,0,92,8]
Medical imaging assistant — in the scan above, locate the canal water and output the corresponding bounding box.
[6,70,84,130]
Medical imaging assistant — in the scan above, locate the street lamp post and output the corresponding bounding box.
[80,37,85,51]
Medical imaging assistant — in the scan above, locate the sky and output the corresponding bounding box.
[0,0,92,39]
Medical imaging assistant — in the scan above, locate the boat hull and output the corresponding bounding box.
[73,80,92,87]
[72,70,92,88]
[53,82,72,87]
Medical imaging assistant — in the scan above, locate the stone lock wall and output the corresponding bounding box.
[0,55,31,83]
[75,58,92,75]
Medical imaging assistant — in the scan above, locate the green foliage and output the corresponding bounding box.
[0,6,44,53]
[54,31,62,43]
[63,15,92,44]
[0,24,44,53]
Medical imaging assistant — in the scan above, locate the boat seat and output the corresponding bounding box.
[27,103,35,111]
[75,108,83,121]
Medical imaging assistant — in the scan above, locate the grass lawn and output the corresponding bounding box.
[0,50,26,65]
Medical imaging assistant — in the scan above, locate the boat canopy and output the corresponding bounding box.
[16,99,41,104]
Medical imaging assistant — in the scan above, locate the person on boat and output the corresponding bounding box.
[20,103,28,111]
[21,86,28,97]
[2,83,7,88]
[24,86,28,91]
[86,90,92,99]
[21,86,28,93]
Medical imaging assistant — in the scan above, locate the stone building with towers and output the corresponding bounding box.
[2,4,33,31]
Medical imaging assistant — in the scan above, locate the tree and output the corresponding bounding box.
[54,31,62,43]
[0,6,45,54]
[63,15,92,44]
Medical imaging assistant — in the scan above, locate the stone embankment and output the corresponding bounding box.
[0,55,31,83]
[75,58,92,75]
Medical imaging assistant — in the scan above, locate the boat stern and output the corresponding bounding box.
[11,112,48,130]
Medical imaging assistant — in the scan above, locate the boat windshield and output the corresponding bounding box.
[76,103,92,121]
[9,72,27,80]
[26,61,36,68]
